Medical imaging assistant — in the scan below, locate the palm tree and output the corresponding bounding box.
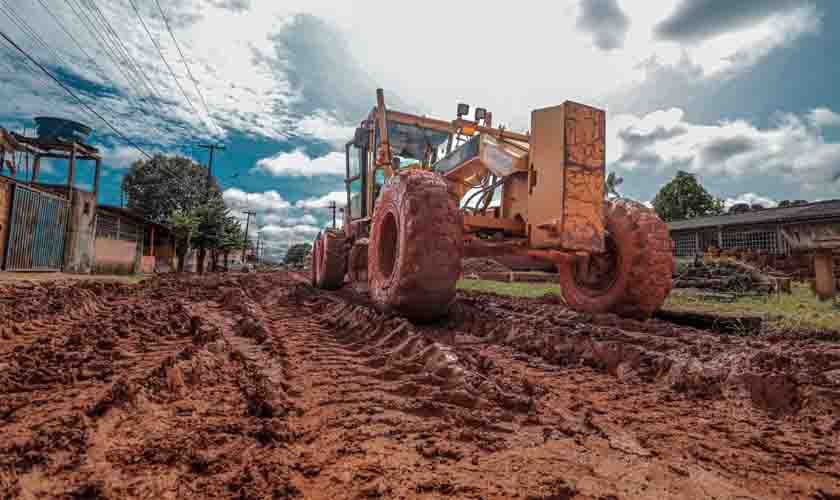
[605,171,623,198]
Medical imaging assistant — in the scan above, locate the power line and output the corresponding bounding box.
[126,0,205,131]
[34,0,183,143]
[0,0,72,70]
[1,0,169,140]
[0,28,152,160]
[62,0,152,104]
[74,0,204,142]
[153,0,221,137]
[35,0,113,85]
[78,0,166,105]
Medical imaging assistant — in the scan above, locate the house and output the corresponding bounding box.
[1,124,102,273]
[94,205,173,274]
[668,200,840,287]
[669,200,840,257]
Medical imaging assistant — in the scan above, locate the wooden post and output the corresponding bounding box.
[93,158,101,198]
[67,145,77,191]
[814,250,836,301]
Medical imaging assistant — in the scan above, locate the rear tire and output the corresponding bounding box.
[315,230,347,289]
[368,170,463,322]
[310,233,320,286]
[348,238,369,284]
[556,199,674,319]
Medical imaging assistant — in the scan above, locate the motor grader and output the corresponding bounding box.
[312,89,674,321]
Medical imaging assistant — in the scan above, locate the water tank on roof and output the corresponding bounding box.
[33,117,92,144]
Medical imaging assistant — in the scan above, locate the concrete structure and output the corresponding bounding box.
[1,126,102,274]
[94,205,172,275]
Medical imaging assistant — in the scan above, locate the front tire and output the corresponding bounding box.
[368,170,463,322]
[556,199,674,318]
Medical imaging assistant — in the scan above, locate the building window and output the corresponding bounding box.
[720,226,781,254]
[672,232,697,257]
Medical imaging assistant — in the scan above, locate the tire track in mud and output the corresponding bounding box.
[2,273,839,499]
[1,276,303,499]
[277,272,840,499]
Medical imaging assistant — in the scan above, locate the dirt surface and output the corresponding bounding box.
[1,273,839,499]
[462,258,511,275]
[0,272,141,284]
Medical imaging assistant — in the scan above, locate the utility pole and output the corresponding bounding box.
[329,200,337,228]
[242,210,256,262]
[256,231,262,265]
[197,143,226,199]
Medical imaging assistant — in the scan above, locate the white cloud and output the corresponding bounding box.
[262,212,318,226]
[295,191,346,209]
[677,5,821,77]
[295,111,356,146]
[222,188,291,212]
[723,193,778,210]
[809,108,840,128]
[0,0,824,155]
[610,106,840,191]
[253,150,345,177]
[97,145,145,169]
[261,224,321,238]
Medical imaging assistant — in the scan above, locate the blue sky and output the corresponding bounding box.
[1,0,839,260]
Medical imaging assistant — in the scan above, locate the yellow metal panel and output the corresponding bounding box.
[527,105,566,249]
[527,102,606,252]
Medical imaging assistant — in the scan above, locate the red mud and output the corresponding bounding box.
[1,273,838,499]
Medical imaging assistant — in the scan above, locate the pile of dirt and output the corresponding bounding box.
[462,258,510,275]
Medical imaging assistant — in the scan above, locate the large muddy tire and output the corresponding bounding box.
[315,230,347,289]
[348,238,369,284]
[556,199,674,319]
[368,170,463,322]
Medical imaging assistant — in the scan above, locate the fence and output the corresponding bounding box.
[4,185,68,271]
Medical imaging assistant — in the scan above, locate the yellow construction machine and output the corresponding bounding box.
[312,89,674,321]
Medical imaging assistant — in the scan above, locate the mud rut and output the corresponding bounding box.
[1,273,838,500]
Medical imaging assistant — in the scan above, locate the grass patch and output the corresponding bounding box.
[666,283,840,332]
[459,279,840,333]
[457,279,561,298]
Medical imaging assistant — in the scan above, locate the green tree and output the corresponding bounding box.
[652,171,724,222]
[121,154,222,223]
[190,197,230,274]
[168,209,198,273]
[285,243,312,266]
[218,217,247,271]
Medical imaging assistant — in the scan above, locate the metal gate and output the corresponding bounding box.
[3,185,69,271]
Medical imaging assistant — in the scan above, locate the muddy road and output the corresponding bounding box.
[1,273,838,499]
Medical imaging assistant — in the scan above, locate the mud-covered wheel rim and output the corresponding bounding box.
[377,212,399,282]
[572,235,620,296]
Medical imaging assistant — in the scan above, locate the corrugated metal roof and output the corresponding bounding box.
[668,199,840,231]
